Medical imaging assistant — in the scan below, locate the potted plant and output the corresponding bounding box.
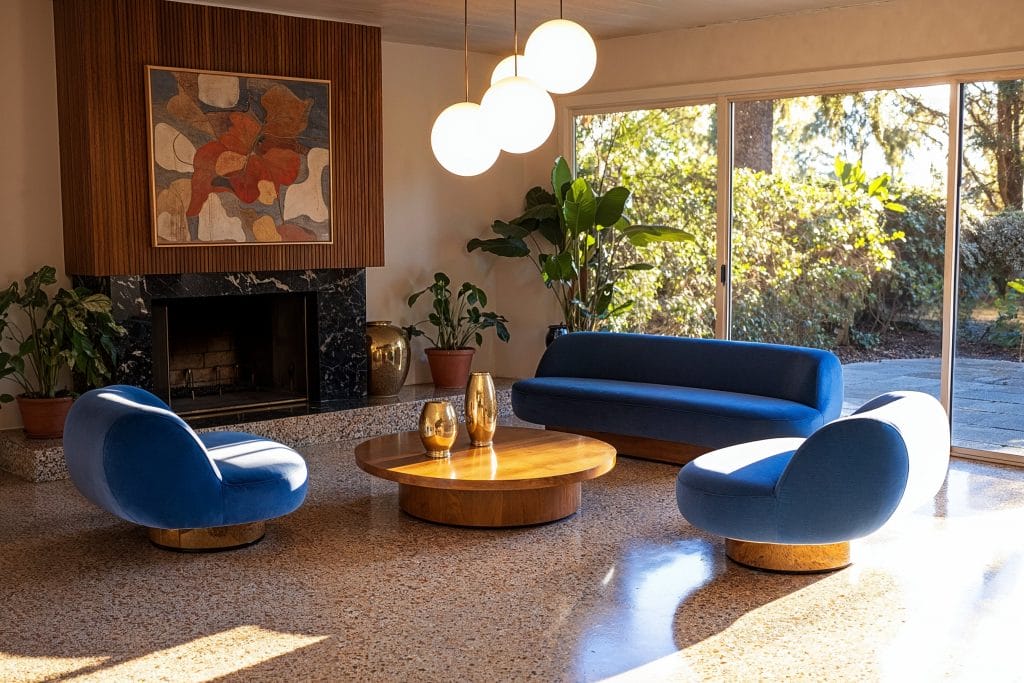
[0,266,125,439]
[468,156,694,332]
[404,272,510,389]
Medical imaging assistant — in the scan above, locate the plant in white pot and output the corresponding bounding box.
[0,266,125,438]
[404,272,510,389]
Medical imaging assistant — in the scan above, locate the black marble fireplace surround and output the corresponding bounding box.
[74,270,367,410]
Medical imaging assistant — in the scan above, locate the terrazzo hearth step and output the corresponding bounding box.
[0,380,515,482]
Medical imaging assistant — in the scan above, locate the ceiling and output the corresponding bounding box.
[189,0,888,54]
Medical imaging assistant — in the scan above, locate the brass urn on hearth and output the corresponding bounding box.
[418,400,458,458]
[365,321,410,397]
[464,372,497,447]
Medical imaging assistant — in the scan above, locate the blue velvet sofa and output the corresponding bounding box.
[64,385,308,551]
[512,332,843,464]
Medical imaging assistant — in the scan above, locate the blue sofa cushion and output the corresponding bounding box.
[201,432,308,525]
[512,377,828,449]
[675,439,801,541]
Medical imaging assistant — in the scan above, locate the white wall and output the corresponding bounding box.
[0,0,63,430]
[370,41,537,385]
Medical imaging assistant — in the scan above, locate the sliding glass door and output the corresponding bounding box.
[574,104,717,337]
[730,87,950,413]
[953,79,1024,458]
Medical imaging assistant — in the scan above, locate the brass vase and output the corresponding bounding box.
[366,321,410,397]
[418,400,458,458]
[464,372,497,447]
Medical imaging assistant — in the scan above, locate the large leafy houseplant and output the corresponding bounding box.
[404,272,509,389]
[0,266,125,437]
[468,157,694,332]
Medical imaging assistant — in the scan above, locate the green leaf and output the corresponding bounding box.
[884,201,907,213]
[1008,280,1024,294]
[621,224,695,248]
[595,187,629,227]
[490,219,531,239]
[563,178,597,237]
[525,186,556,209]
[552,157,572,205]
[467,236,530,258]
[621,263,655,271]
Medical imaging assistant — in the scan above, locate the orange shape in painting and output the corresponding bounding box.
[257,180,278,205]
[252,215,282,242]
[215,151,247,177]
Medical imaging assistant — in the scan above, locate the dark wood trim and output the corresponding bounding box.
[53,0,383,275]
[545,426,711,466]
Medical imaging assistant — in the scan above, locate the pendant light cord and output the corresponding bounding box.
[513,0,518,77]
[560,0,564,19]
[464,0,469,101]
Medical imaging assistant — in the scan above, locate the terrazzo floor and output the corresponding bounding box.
[3,429,1024,682]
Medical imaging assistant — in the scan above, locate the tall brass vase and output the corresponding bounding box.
[366,321,410,397]
[464,372,497,447]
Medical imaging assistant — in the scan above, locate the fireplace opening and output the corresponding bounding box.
[152,293,314,416]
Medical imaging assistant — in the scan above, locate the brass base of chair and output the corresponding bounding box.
[725,539,851,573]
[147,522,266,552]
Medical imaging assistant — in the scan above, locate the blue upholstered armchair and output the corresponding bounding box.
[676,391,950,572]
[64,385,308,551]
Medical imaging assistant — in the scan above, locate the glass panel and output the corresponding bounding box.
[730,87,950,415]
[954,79,1024,456]
[573,105,718,337]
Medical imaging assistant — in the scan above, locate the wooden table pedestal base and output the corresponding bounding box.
[398,482,582,527]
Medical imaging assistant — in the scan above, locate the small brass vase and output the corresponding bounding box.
[464,372,497,447]
[418,400,458,458]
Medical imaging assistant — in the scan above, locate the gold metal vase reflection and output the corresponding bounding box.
[465,371,497,447]
[365,321,410,397]
[418,400,458,458]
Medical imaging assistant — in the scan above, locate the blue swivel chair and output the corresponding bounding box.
[63,385,308,551]
[676,391,950,572]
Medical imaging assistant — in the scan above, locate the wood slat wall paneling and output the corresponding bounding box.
[53,0,384,276]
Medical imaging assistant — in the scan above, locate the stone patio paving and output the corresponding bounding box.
[843,357,1024,457]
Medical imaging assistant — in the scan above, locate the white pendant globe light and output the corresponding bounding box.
[481,74,554,154]
[480,0,555,154]
[430,0,500,176]
[490,53,539,86]
[431,101,500,176]
[524,3,596,94]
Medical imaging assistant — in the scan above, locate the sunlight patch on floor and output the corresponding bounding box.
[0,655,110,683]
[30,626,328,683]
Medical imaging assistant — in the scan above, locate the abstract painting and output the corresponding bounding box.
[146,66,332,246]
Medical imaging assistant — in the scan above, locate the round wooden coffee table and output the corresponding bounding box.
[354,427,616,527]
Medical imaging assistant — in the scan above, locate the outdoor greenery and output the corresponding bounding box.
[469,157,693,332]
[573,80,1024,353]
[404,272,510,350]
[0,266,125,404]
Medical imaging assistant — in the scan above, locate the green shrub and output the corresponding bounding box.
[971,211,1024,295]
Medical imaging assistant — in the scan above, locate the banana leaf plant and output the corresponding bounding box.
[0,266,125,404]
[468,157,694,332]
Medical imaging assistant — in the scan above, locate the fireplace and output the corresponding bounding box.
[152,294,313,416]
[74,270,367,418]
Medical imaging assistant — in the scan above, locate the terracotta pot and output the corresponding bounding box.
[424,348,475,389]
[17,395,75,440]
